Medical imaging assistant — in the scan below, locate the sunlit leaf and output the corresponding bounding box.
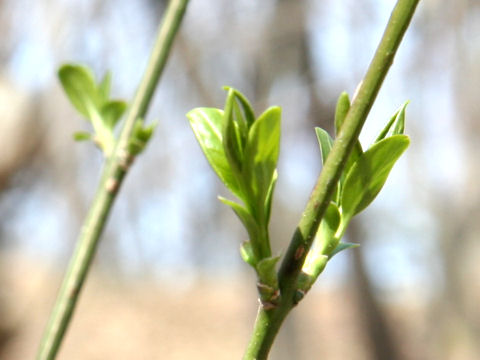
[232,101,248,147]
[187,107,241,198]
[341,135,410,219]
[375,112,397,143]
[375,102,408,142]
[223,86,255,127]
[315,127,334,166]
[223,89,244,174]
[243,106,281,205]
[331,92,363,176]
[345,141,363,173]
[264,170,278,224]
[392,102,409,135]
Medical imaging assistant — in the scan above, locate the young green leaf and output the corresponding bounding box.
[315,127,334,166]
[341,135,410,219]
[329,242,359,259]
[223,86,255,127]
[232,100,248,147]
[375,112,397,142]
[264,170,278,224]
[332,92,363,174]
[334,91,350,135]
[375,102,408,142]
[345,141,363,173]
[223,89,245,174]
[315,127,343,202]
[127,119,156,156]
[101,100,127,130]
[58,64,100,120]
[392,102,409,135]
[243,106,281,205]
[187,107,241,198]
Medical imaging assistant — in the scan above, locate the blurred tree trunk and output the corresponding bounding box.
[415,2,480,358]
[431,198,480,359]
[0,82,43,358]
[348,219,402,360]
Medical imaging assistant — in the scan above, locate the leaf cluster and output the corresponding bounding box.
[187,88,410,304]
[299,92,410,294]
[59,64,154,158]
[187,88,281,303]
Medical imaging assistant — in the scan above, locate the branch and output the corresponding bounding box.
[36,1,190,359]
[243,0,420,358]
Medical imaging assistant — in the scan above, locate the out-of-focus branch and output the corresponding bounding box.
[36,1,190,359]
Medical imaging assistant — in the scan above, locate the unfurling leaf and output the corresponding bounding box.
[264,170,277,224]
[315,127,333,166]
[392,102,409,135]
[331,92,363,177]
[127,119,156,156]
[243,106,281,206]
[375,102,409,142]
[334,91,350,135]
[223,86,255,127]
[223,89,245,174]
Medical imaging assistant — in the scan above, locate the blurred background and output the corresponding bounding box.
[1,0,479,359]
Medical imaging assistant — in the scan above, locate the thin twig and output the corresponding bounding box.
[36,1,189,359]
[243,0,420,358]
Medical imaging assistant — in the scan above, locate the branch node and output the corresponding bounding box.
[105,177,119,194]
[118,148,134,171]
